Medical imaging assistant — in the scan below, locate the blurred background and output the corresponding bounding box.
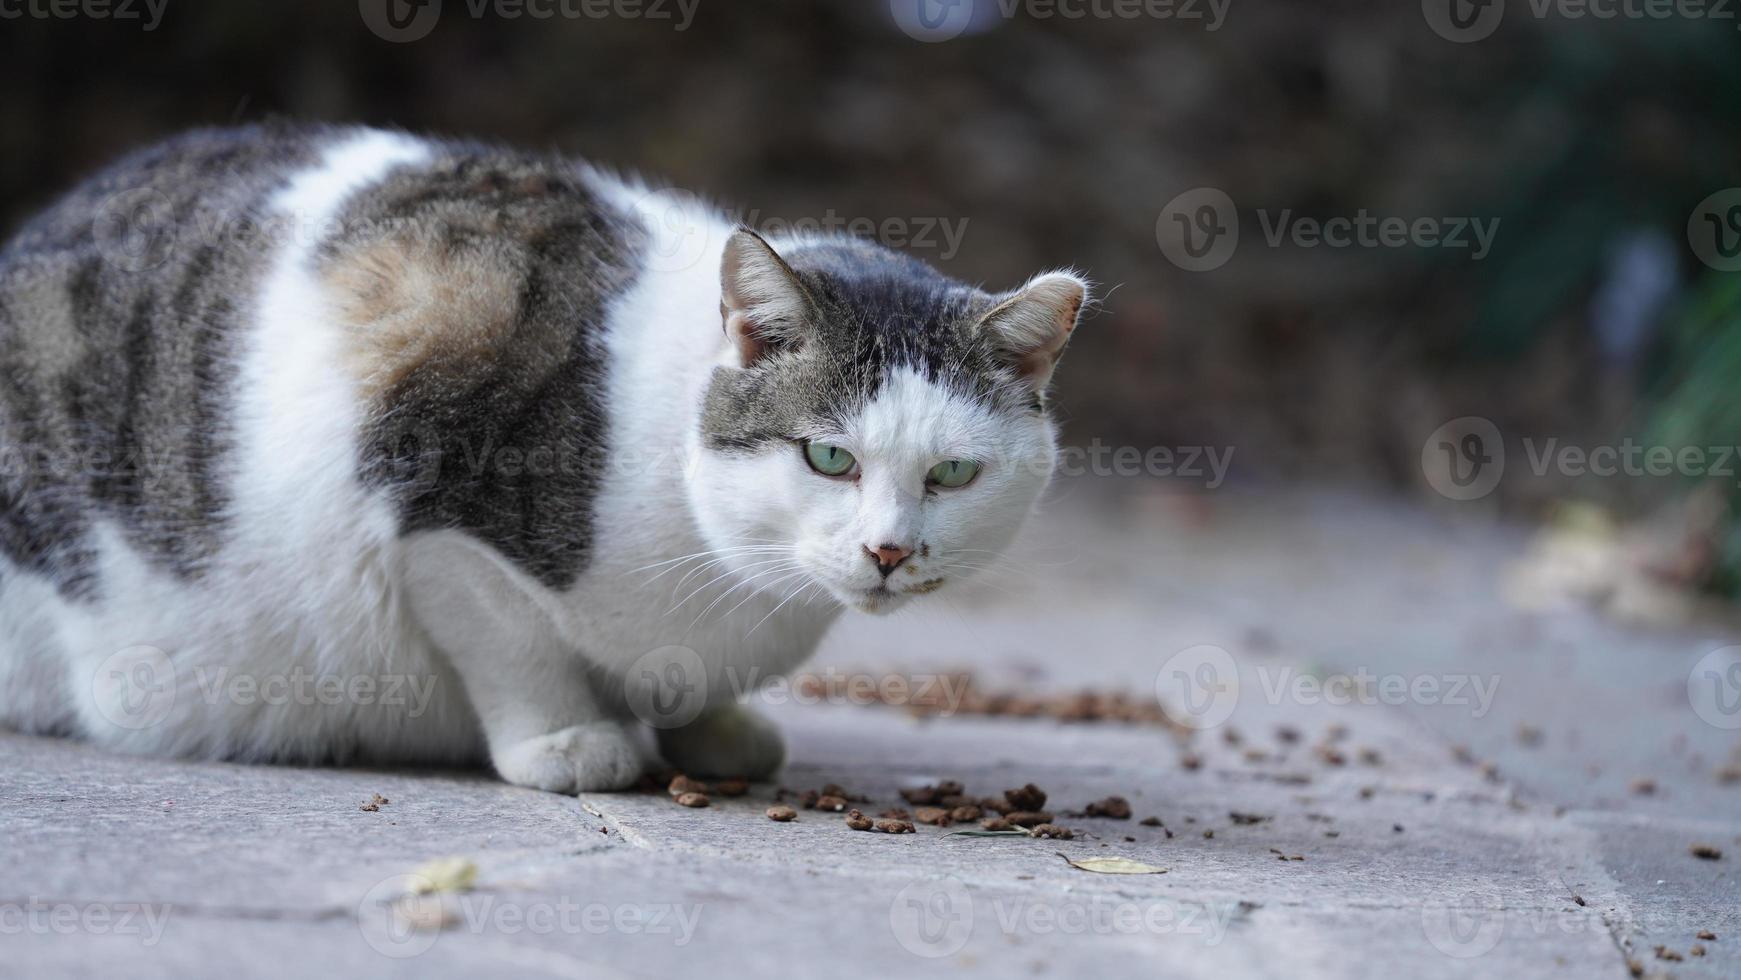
[3,0,1741,605]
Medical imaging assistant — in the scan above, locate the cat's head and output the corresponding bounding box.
[689,230,1089,614]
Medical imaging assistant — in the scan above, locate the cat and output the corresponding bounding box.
[0,122,1090,792]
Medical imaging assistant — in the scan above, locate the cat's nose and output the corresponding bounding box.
[864,543,913,578]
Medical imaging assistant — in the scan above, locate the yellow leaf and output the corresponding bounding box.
[408,857,478,894]
[1058,853,1167,875]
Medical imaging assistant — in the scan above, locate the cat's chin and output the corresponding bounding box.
[849,584,913,615]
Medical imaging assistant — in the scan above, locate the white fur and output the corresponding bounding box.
[0,131,1067,791]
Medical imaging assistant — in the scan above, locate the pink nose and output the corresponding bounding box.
[865,543,913,577]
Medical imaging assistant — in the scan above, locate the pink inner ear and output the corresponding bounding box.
[725,310,768,367]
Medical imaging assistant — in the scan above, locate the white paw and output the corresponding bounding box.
[493,722,644,793]
[657,705,786,779]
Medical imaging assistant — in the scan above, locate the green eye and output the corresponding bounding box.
[803,442,858,477]
[927,459,980,489]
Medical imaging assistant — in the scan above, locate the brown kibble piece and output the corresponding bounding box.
[668,775,708,797]
[800,789,820,809]
[1203,829,1215,839]
[1691,944,1706,957]
[814,795,848,812]
[1005,783,1048,811]
[845,809,874,831]
[875,818,916,834]
[1690,843,1723,860]
[1696,930,1716,940]
[1084,796,1132,820]
[1139,816,1163,827]
[1629,778,1656,796]
[675,792,709,808]
[766,805,797,822]
[714,778,749,797]
[982,817,1014,831]
[879,808,911,820]
[1006,811,1053,828]
[1180,753,1203,771]
[1654,945,1682,962]
[949,805,982,822]
[1031,824,1073,840]
[913,806,952,826]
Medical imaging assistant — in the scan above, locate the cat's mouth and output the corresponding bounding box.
[849,576,945,613]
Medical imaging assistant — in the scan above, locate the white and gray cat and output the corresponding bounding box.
[0,123,1089,791]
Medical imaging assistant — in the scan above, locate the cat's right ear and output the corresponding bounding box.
[720,229,814,368]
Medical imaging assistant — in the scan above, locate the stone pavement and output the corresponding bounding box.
[5,481,1738,978]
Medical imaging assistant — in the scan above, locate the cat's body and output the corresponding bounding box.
[0,124,1087,791]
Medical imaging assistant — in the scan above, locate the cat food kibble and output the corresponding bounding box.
[875,818,916,834]
[675,792,709,808]
[845,809,874,831]
[766,805,797,822]
[668,775,708,797]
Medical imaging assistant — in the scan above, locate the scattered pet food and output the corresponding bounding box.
[1573,895,1586,907]
[1006,811,1053,828]
[360,793,389,812]
[949,804,983,822]
[1629,778,1657,796]
[875,818,916,834]
[668,775,708,797]
[1005,784,1048,811]
[1203,830,1215,839]
[675,792,709,808]
[766,805,797,822]
[714,778,749,797]
[879,808,911,821]
[1654,945,1682,962]
[981,817,1015,831]
[913,806,953,827]
[1083,796,1131,819]
[814,795,848,812]
[1696,930,1716,940]
[1139,816,1163,827]
[1229,812,1271,826]
[1690,843,1722,860]
[845,809,874,832]
[1691,944,1706,957]
[1032,824,1074,840]
[1180,753,1203,771]
[1315,745,1346,766]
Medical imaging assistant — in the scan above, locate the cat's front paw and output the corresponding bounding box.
[493,722,644,793]
[656,705,786,780]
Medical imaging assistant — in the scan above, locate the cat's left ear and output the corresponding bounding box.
[720,229,816,368]
[976,271,1091,392]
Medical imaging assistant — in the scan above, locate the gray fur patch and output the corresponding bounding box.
[0,123,331,598]
[321,142,648,590]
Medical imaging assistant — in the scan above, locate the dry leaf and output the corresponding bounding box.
[1057,853,1167,874]
[408,857,478,894]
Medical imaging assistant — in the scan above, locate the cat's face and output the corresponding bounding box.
[689,232,1087,614]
